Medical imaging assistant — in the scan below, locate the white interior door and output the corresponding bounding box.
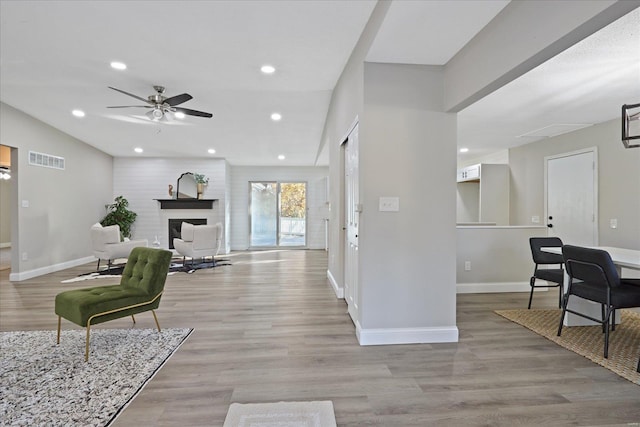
[545,149,598,246]
[344,123,359,323]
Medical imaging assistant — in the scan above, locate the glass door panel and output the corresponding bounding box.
[250,182,277,247]
[249,181,307,248]
[279,182,306,247]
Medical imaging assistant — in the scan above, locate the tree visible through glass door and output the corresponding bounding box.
[249,182,306,247]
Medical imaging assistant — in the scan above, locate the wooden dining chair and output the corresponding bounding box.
[558,245,640,358]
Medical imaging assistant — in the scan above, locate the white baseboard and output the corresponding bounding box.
[327,269,344,299]
[0,242,10,248]
[9,256,95,282]
[356,321,459,345]
[456,281,549,294]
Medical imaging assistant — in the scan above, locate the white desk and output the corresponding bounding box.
[541,246,640,326]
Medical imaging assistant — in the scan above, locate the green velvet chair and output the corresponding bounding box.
[55,247,172,361]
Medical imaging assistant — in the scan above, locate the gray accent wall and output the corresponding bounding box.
[361,62,457,331]
[509,119,640,250]
[1,102,113,279]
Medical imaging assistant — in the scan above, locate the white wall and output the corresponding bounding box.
[229,166,329,250]
[509,119,640,250]
[112,157,228,252]
[1,102,113,280]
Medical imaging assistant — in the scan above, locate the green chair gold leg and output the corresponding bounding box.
[152,310,161,331]
[85,323,91,362]
[131,314,136,323]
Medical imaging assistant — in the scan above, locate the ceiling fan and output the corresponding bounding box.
[107,85,213,121]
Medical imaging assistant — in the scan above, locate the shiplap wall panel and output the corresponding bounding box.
[112,158,227,252]
[229,166,329,250]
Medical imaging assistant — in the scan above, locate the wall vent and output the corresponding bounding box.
[28,151,65,170]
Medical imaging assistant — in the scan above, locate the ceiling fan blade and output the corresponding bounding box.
[164,93,193,106]
[107,105,151,108]
[108,86,152,104]
[174,107,213,118]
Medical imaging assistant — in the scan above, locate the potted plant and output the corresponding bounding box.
[100,195,137,239]
[194,173,209,199]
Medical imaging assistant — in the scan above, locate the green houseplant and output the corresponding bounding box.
[193,173,208,199]
[193,173,209,184]
[100,195,137,239]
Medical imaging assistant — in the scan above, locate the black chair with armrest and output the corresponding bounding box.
[558,245,640,359]
[528,237,565,309]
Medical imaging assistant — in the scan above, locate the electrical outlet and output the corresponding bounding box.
[464,261,471,271]
[21,252,28,261]
[610,218,618,229]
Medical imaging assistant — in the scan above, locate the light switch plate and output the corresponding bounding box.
[379,197,399,212]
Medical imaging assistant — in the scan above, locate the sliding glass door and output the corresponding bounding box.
[249,181,306,247]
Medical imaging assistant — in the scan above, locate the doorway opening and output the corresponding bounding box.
[249,181,307,248]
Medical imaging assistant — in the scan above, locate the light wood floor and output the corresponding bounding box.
[1,250,639,426]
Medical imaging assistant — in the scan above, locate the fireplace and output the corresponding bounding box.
[168,218,207,249]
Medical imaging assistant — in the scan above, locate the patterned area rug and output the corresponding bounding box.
[224,401,337,427]
[62,258,231,283]
[495,309,640,385]
[0,327,193,426]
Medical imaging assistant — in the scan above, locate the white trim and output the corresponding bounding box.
[327,269,344,299]
[544,146,599,245]
[456,281,546,294]
[9,256,95,282]
[356,321,459,345]
[0,242,10,248]
[339,116,359,146]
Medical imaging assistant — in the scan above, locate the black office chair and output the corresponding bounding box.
[528,237,564,309]
[558,245,640,358]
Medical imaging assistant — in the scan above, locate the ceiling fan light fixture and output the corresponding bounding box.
[174,112,186,119]
[152,108,164,119]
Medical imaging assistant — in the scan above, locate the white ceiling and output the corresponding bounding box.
[1,1,638,167]
[457,7,640,161]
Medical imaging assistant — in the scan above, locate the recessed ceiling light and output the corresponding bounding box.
[134,147,143,153]
[208,148,216,154]
[174,112,186,119]
[271,113,282,121]
[459,148,469,153]
[261,65,275,74]
[278,154,285,160]
[110,61,127,70]
[72,109,85,118]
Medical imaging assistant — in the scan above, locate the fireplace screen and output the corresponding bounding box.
[168,218,207,249]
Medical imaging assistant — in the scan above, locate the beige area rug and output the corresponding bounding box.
[495,309,640,385]
[223,401,337,427]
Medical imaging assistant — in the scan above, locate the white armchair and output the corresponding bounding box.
[173,222,222,267]
[90,223,148,271]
